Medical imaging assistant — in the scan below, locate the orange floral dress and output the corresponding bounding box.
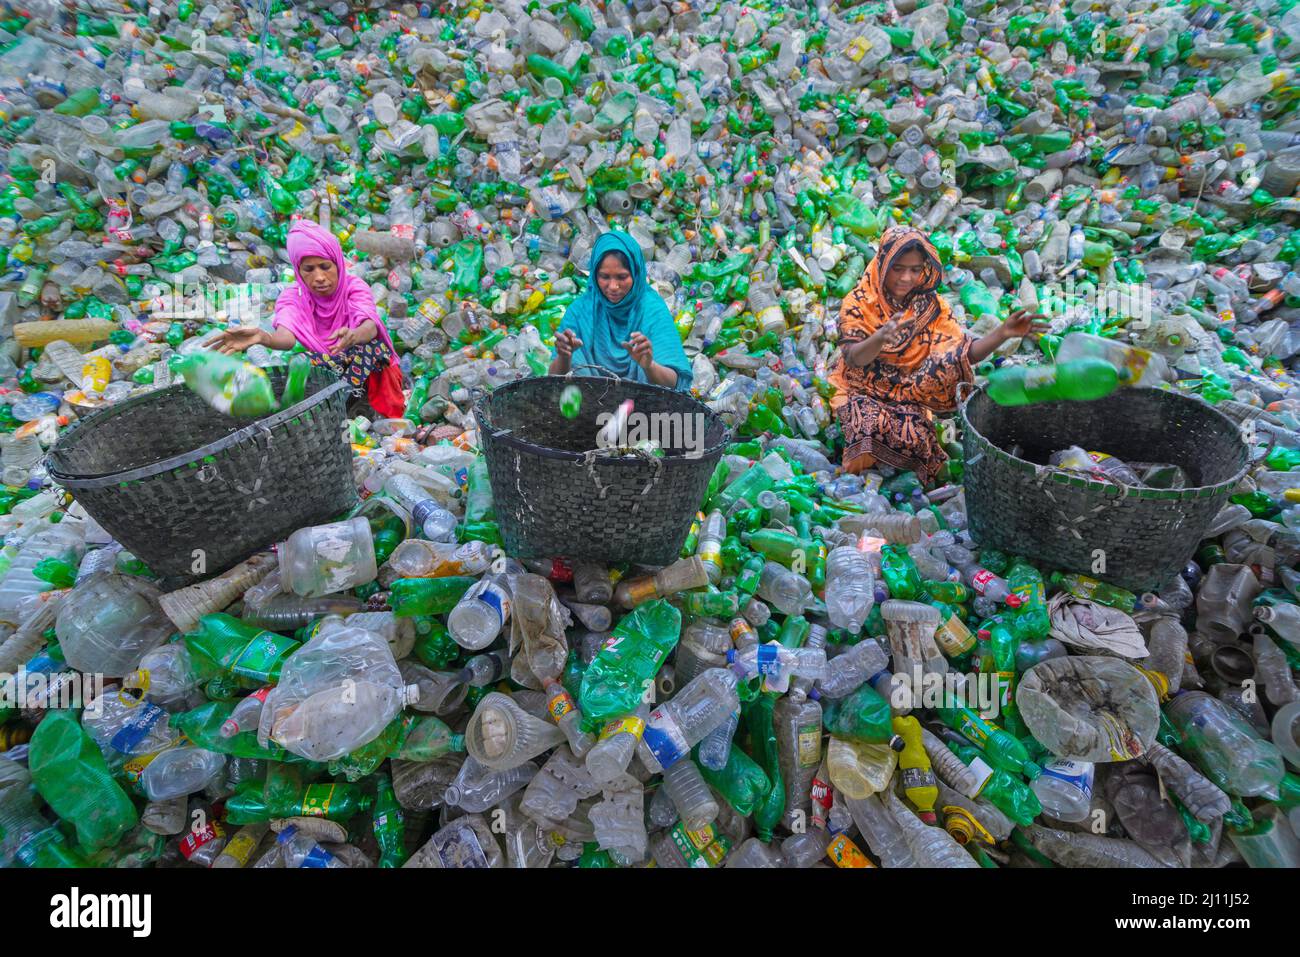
[828,226,973,485]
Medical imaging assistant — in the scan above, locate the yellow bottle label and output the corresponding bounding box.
[598,716,646,742]
[827,833,874,868]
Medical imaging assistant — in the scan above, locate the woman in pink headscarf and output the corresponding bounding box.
[212,220,405,417]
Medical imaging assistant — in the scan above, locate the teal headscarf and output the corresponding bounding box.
[556,231,693,393]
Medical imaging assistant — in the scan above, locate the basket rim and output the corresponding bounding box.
[474,373,733,464]
[47,369,350,490]
[958,384,1251,501]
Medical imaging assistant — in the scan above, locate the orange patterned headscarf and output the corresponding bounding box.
[837,224,954,356]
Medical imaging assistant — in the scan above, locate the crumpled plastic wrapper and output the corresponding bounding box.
[508,573,572,689]
[1048,592,1148,659]
[1016,655,1159,762]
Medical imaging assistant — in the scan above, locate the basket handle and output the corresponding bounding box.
[569,364,623,381]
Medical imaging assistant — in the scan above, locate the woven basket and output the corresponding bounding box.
[474,369,731,566]
[47,367,357,586]
[959,384,1250,594]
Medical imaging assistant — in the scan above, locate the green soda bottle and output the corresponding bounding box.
[1049,571,1138,611]
[175,701,287,760]
[388,576,477,617]
[374,772,407,868]
[28,711,138,852]
[184,613,302,683]
[170,350,277,418]
[709,464,775,513]
[465,456,495,522]
[880,544,924,600]
[936,703,1041,779]
[952,743,1042,825]
[1006,560,1050,639]
[226,781,373,823]
[923,580,971,603]
[745,694,785,841]
[743,528,813,567]
[579,598,681,731]
[279,352,311,410]
[986,358,1123,406]
[695,741,771,816]
[821,683,895,743]
[412,616,460,668]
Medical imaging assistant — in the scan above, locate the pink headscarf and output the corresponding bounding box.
[273,220,398,361]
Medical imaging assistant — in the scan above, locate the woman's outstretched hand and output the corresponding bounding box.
[212,327,265,355]
[1002,308,1050,339]
[621,331,655,370]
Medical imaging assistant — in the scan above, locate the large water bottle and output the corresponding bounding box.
[1165,691,1285,798]
[55,573,172,677]
[277,516,377,599]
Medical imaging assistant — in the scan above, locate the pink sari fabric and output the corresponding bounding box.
[273,220,398,361]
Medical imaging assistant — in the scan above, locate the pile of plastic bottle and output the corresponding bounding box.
[1,0,1300,867]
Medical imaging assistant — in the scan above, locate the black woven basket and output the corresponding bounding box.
[959,384,1250,594]
[474,369,731,566]
[47,366,357,585]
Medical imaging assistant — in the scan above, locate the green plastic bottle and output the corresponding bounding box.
[28,711,139,852]
[170,351,277,418]
[821,683,894,743]
[388,576,478,617]
[578,598,680,731]
[952,743,1043,825]
[373,772,407,868]
[1006,560,1050,639]
[184,613,302,683]
[225,780,373,824]
[696,742,771,816]
[986,358,1123,406]
[1049,571,1138,611]
[279,352,311,410]
[880,544,924,600]
[936,704,1041,779]
[745,694,785,841]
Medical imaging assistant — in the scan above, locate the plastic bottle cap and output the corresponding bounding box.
[1004,594,1024,608]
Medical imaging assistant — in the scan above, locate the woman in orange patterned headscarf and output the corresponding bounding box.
[828,225,1046,485]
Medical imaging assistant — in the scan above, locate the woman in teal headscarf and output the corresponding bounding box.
[549,231,693,392]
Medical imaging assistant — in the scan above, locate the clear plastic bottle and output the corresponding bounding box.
[637,668,738,773]
[1030,759,1095,823]
[277,516,377,599]
[843,792,916,868]
[1165,691,1285,798]
[817,638,890,699]
[448,570,515,650]
[443,756,538,813]
[775,689,823,831]
[660,757,719,832]
[824,546,875,634]
[727,642,826,695]
[140,746,226,802]
[385,473,458,543]
[518,746,599,824]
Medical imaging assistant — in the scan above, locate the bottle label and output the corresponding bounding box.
[467,579,511,627]
[220,830,261,868]
[827,833,873,868]
[1039,759,1094,799]
[298,784,339,818]
[797,723,822,767]
[729,618,754,643]
[622,577,660,606]
[810,775,833,829]
[179,821,225,860]
[412,499,450,529]
[432,823,489,868]
[110,701,166,753]
[231,632,297,681]
[970,569,996,595]
[300,845,337,868]
[642,707,689,768]
[598,716,646,742]
[935,615,975,656]
[547,689,574,722]
[966,755,995,798]
[698,543,723,571]
[755,642,781,676]
[901,766,937,792]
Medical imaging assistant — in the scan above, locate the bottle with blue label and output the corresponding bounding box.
[1030,758,1095,823]
[448,566,518,651]
[638,668,739,774]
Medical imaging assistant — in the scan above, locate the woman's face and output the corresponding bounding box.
[884,248,928,303]
[299,255,339,296]
[596,252,633,304]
